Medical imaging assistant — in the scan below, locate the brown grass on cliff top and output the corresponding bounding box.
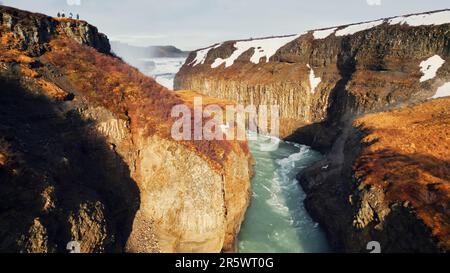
[176,90,250,156]
[354,98,450,248]
[42,39,247,170]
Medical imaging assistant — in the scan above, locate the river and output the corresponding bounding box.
[133,57,332,252]
[238,134,331,253]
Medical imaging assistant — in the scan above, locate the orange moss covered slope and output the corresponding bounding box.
[354,98,450,249]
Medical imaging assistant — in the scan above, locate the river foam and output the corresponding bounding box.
[238,134,331,253]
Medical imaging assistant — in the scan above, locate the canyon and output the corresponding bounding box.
[175,10,450,252]
[0,6,253,253]
[1,4,449,253]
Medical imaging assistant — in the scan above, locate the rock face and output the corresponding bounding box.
[175,10,450,146]
[0,6,110,56]
[175,9,450,252]
[299,98,450,252]
[0,6,252,253]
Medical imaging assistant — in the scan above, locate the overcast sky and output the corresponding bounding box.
[2,0,449,50]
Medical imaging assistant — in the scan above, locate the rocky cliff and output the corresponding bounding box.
[0,6,252,253]
[299,97,450,252]
[175,10,450,252]
[175,10,450,149]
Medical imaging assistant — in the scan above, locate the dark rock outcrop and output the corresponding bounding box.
[0,78,139,252]
[0,5,110,56]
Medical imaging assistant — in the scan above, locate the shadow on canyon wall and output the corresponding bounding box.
[297,124,447,252]
[0,78,140,252]
[286,36,359,153]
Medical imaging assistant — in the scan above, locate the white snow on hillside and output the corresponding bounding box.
[307,64,321,94]
[312,10,450,40]
[419,55,445,82]
[388,10,450,26]
[335,20,384,36]
[431,82,450,99]
[189,44,221,66]
[313,28,337,39]
[211,34,301,68]
[189,10,450,68]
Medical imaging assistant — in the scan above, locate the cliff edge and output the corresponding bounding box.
[0,5,252,253]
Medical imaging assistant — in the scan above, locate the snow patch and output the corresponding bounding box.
[189,44,221,66]
[419,55,445,82]
[388,10,450,27]
[312,28,337,39]
[431,82,450,99]
[307,64,321,94]
[312,10,450,40]
[194,10,450,68]
[211,35,301,68]
[335,20,384,36]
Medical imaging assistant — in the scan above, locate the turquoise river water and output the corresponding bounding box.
[238,134,331,253]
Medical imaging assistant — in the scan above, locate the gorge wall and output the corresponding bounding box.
[0,6,252,253]
[175,10,450,252]
[298,98,450,252]
[175,10,450,149]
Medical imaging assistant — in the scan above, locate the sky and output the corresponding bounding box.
[1,0,449,50]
